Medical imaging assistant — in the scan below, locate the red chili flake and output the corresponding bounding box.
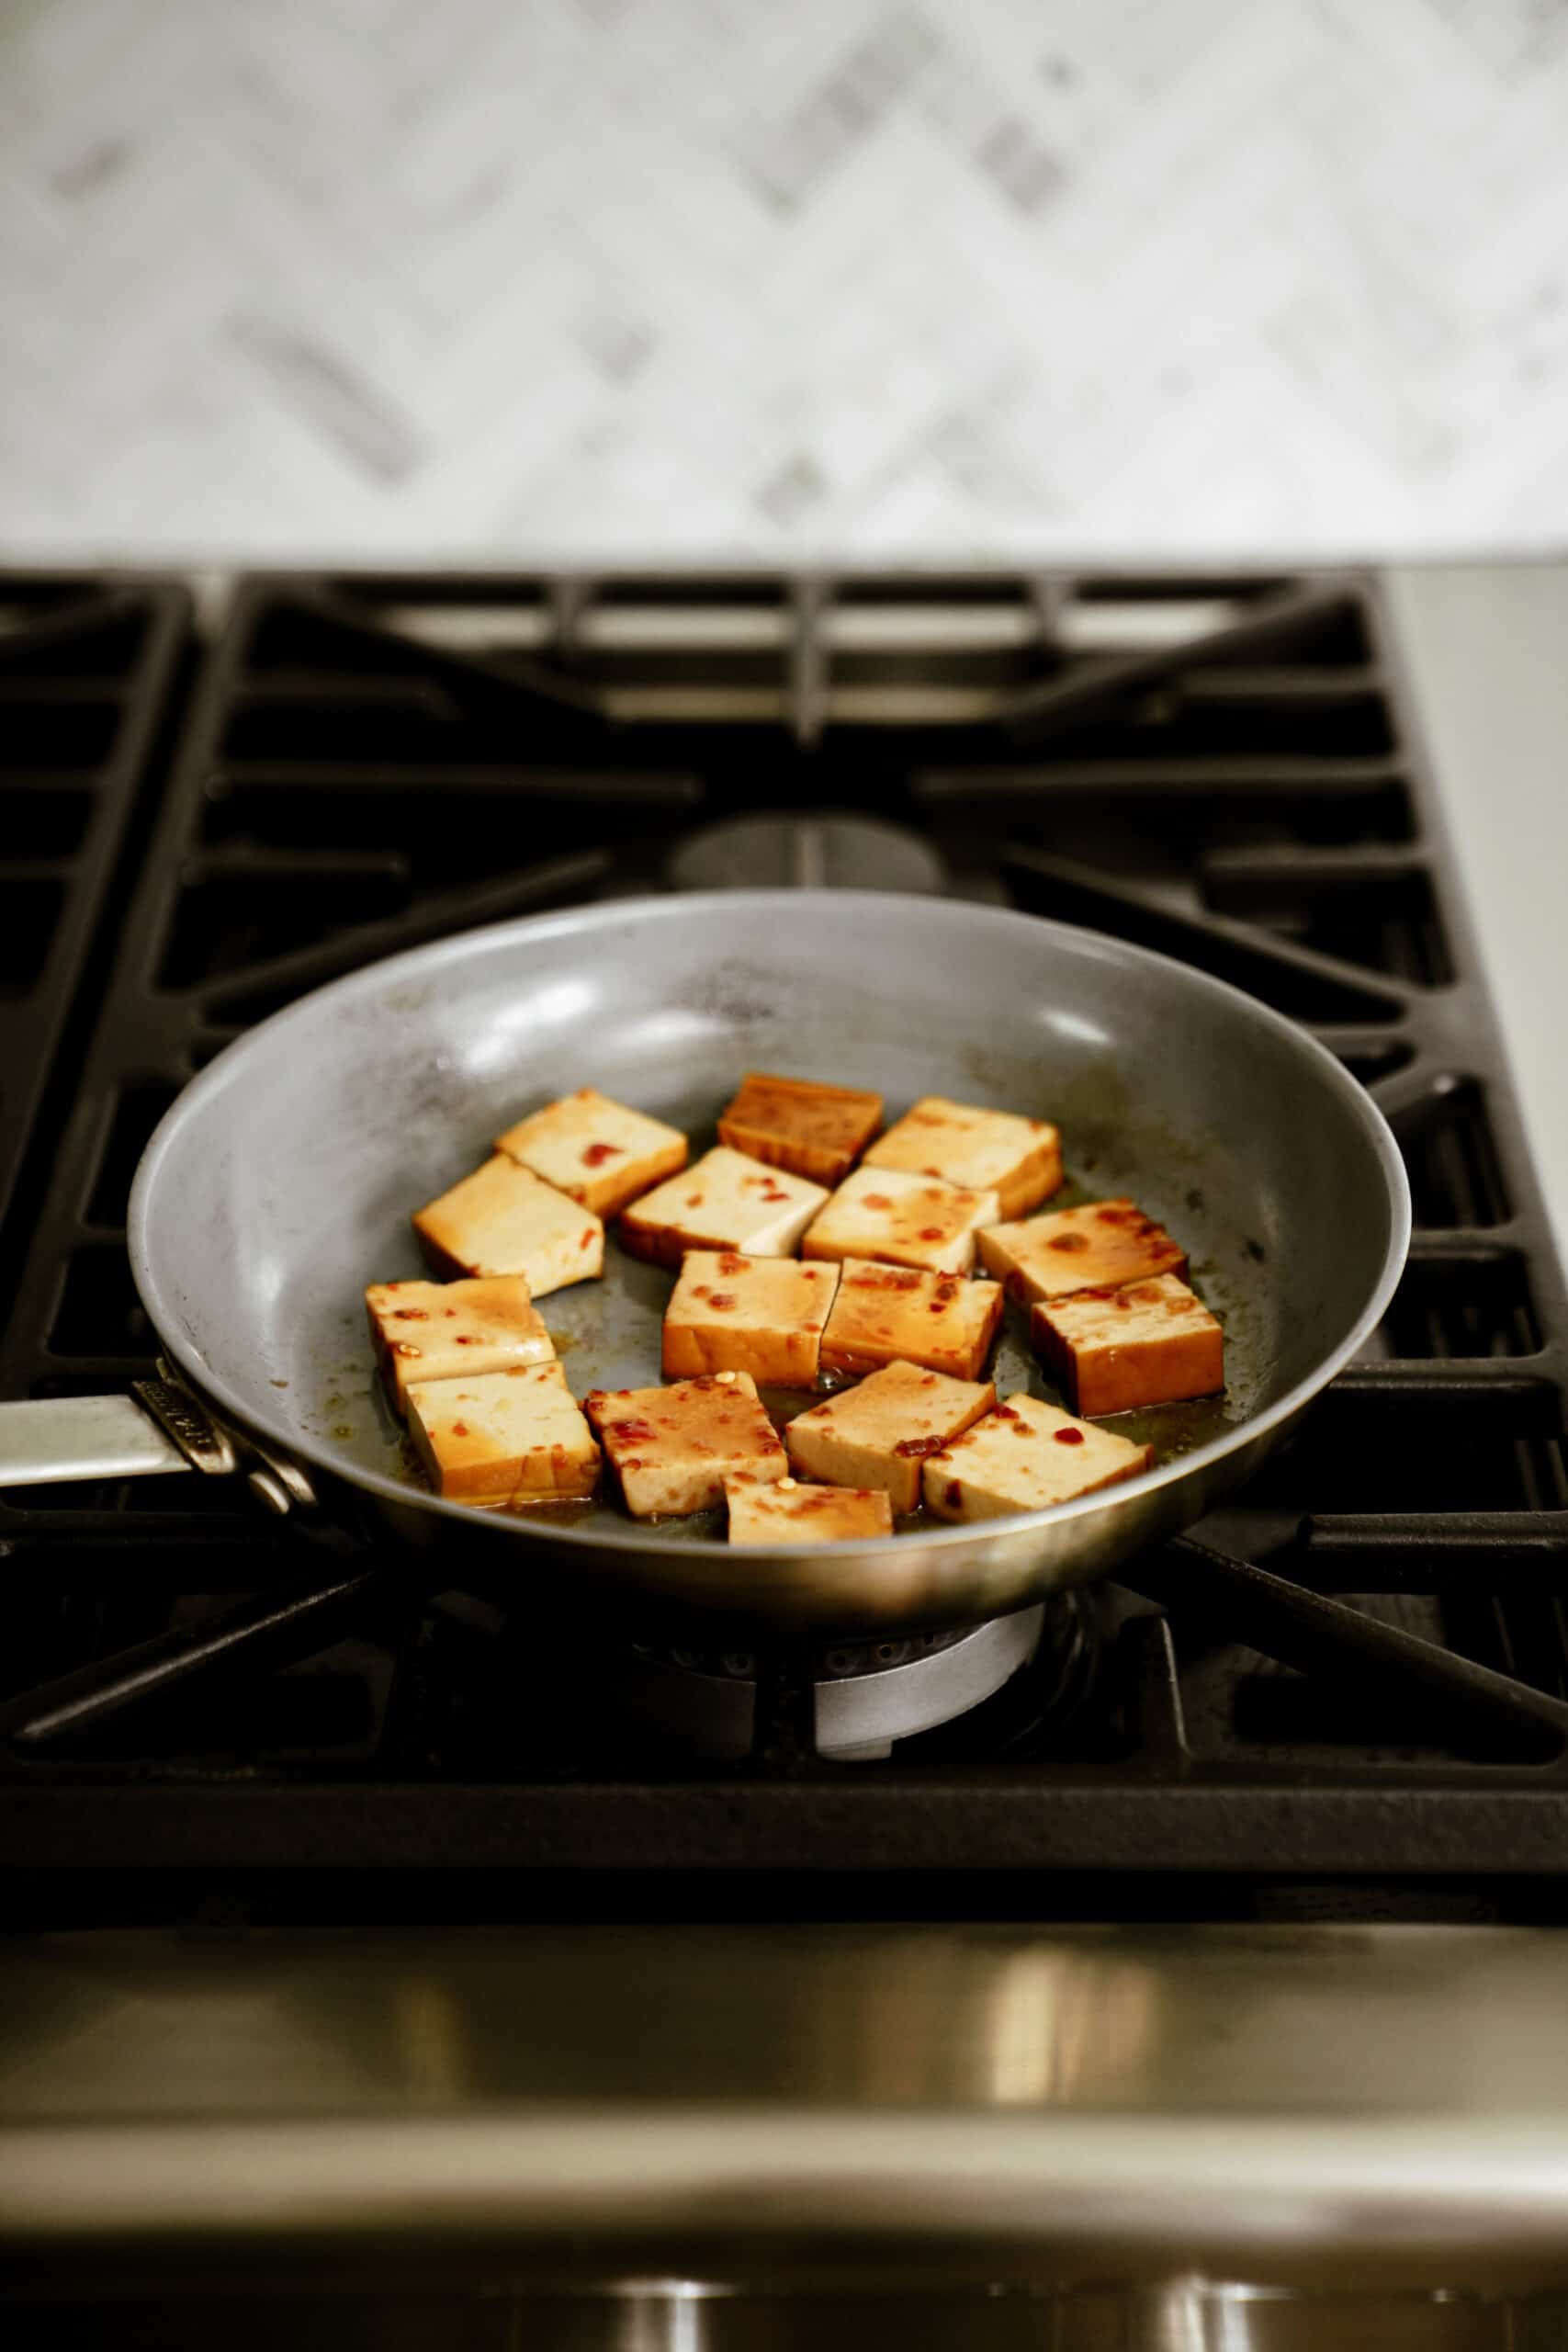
[918,1227,944,1241]
[718,1253,747,1276]
[1010,1421,1032,1437]
[1054,1428,1086,1447]
[708,1293,738,1311]
[455,1333,477,1343]
[582,1142,623,1166]
[863,1193,892,1210]
[612,1419,658,1444]
[1048,1233,1089,1253]
[391,1307,429,1321]
[927,1301,946,1314]
[935,1280,959,1302]
[685,1193,702,1207]
[451,1421,469,1436]
[992,1404,1020,1420]
[893,1435,946,1458]
[443,1307,458,1317]
[393,1341,423,1358]
[579,1229,596,1248]
[943,1479,963,1508]
[920,1375,937,1385]
[923,1165,942,1178]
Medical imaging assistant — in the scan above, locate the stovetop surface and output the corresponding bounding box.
[3,567,1566,1928]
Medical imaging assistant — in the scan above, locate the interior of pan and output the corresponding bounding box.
[129,890,1407,1555]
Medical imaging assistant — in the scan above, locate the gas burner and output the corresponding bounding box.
[6,567,1568,1901]
[666,812,948,895]
[614,1599,1101,1762]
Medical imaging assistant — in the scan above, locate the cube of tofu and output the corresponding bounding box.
[406,1361,600,1506]
[976,1198,1186,1306]
[662,1251,840,1385]
[366,1276,553,1413]
[801,1167,1000,1277]
[784,1360,996,1515]
[495,1087,687,1219]
[1032,1273,1224,1417]
[923,1393,1152,1521]
[618,1148,828,1270]
[725,1476,894,1545]
[863,1096,1062,1219]
[717,1071,884,1187]
[818,1259,1003,1382]
[584,1372,788,1519]
[413,1157,604,1297]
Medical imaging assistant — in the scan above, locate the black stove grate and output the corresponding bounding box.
[3,567,1567,1913]
[0,577,189,1235]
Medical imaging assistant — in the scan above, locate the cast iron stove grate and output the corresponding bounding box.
[3,568,1566,1915]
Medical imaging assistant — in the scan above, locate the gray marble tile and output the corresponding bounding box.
[1,0,1566,559]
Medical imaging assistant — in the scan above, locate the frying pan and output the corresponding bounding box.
[0,890,1409,1639]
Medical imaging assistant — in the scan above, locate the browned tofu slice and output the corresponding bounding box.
[406,1361,600,1505]
[923,1393,1151,1521]
[863,1096,1062,1219]
[662,1251,840,1385]
[584,1372,788,1519]
[801,1167,1000,1276]
[413,1156,604,1295]
[1032,1273,1224,1417]
[725,1476,894,1544]
[976,1198,1186,1306]
[619,1147,828,1269]
[495,1087,687,1218]
[818,1258,1003,1382]
[784,1359,996,1515]
[366,1276,553,1412]
[717,1071,885,1187]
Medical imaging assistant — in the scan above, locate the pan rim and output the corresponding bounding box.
[128,889,1412,1558]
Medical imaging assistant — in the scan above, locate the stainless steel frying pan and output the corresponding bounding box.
[0,890,1410,1638]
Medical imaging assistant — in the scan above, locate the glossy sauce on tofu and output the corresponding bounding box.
[375,1090,1247,1533]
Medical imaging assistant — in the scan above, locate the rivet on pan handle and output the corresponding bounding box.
[130,1370,238,1476]
[140,1359,321,1514]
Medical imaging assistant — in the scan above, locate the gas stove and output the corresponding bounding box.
[3,567,1566,1925]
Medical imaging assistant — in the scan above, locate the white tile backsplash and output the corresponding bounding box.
[2,0,1568,561]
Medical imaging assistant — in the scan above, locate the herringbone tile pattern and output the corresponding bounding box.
[2,0,1566,559]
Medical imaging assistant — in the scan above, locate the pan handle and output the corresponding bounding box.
[0,1394,197,1487]
[0,1369,314,1513]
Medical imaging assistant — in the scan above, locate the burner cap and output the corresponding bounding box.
[615,1608,1045,1762]
[668,813,947,895]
